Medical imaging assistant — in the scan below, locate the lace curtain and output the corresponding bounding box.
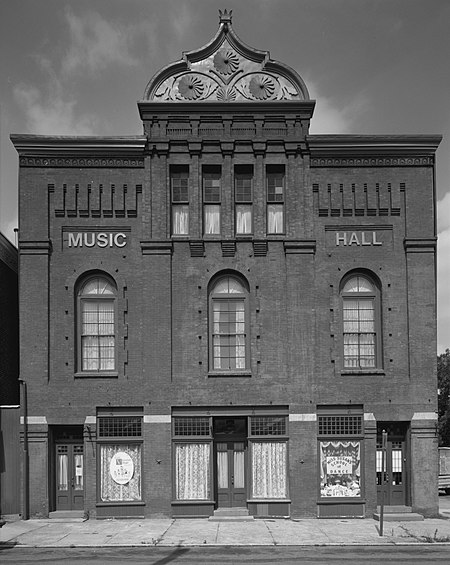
[252,441,287,499]
[173,205,189,235]
[82,300,115,370]
[267,204,283,234]
[175,443,210,500]
[100,444,141,502]
[204,205,220,234]
[236,205,252,234]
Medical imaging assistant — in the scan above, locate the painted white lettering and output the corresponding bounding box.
[83,233,96,247]
[114,233,127,247]
[361,232,371,246]
[348,232,360,246]
[97,233,109,248]
[336,232,347,246]
[68,233,82,248]
[372,231,382,245]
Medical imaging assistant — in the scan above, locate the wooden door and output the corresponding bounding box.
[216,441,247,508]
[56,444,84,510]
[377,439,407,505]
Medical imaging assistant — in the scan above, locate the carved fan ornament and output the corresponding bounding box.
[213,49,240,75]
[145,11,308,102]
[178,75,205,100]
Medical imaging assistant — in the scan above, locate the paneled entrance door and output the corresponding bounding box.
[377,437,407,506]
[215,441,247,508]
[55,443,84,511]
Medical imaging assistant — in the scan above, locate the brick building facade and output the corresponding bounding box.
[11,12,441,519]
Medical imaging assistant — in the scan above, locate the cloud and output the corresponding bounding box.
[438,225,450,353]
[61,8,142,76]
[306,78,369,134]
[438,192,450,234]
[14,81,97,135]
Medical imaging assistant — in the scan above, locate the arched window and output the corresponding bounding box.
[77,275,116,372]
[341,273,381,370]
[209,275,249,371]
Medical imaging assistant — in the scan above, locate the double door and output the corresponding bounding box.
[376,437,408,506]
[215,441,247,508]
[55,443,84,510]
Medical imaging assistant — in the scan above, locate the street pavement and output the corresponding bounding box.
[1,497,450,548]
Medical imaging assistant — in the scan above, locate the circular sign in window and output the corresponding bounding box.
[109,451,134,485]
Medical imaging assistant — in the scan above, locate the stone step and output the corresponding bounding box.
[48,510,85,522]
[377,505,412,513]
[209,507,254,522]
[373,512,424,522]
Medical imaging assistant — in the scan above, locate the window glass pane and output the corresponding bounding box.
[267,204,284,233]
[81,300,115,371]
[204,204,220,234]
[213,277,244,294]
[172,175,189,202]
[100,444,141,502]
[58,453,69,490]
[343,296,375,368]
[319,440,361,498]
[172,205,189,235]
[343,276,374,293]
[267,174,284,201]
[217,445,228,489]
[234,448,245,489]
[235,176,252,202]
[82,278,115,295]
[212,299,246,370]
[74,450,84,490]
[204,175,221,202]
[252,442,287,498]
[175,443,210,500]
[236,205,252,234]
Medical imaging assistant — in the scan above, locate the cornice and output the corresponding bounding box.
[404,237,437,252]
[308,134,442,166]
[10,135,146,167]
[19,240,52,255]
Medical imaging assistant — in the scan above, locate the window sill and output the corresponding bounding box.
[208,371,252,378]
[74,371,119,378]
[341,369,385,376]
[171,500,214,505]
[318,498,365,504]
[248,499,291,503]
[96,501,145,506]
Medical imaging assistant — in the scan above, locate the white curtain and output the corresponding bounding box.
[82,300,115,370]
[204,205,220,234]
[267,204,283,233]
[100,444,141,502]
[252,442,287,499]
[236,205,252,234]
[58,454,68,490]
[173,205,189,234]
[175,443,210,500]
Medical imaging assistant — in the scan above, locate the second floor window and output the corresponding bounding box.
[78,275,116,372]
[342,274,380,369]
[203,167,221,235]
[235,166,253,235]
[210,275,249,371]
[171,167,189,235]
[267,167,284,234]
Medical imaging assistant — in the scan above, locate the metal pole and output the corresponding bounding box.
[19,379,29,520]
[379,429,387,536]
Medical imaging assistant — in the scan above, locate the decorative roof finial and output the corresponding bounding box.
[219,9,232,25]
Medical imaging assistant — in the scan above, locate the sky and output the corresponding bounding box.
[0,0,449,351]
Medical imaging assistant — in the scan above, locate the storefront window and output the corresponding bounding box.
[100,444,142,502]
[251,441,287,499]
[319,440,361,498]
[175,442,210,500]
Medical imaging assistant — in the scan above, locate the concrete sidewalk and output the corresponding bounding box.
[1,514,450,547]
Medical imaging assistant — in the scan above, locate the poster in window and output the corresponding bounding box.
[109,451,134,485]
[320,441,361,498]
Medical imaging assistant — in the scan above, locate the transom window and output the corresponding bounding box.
[210,275,248,371]
[171,166,189,235]
[342,274,381,370]
[235,166,253,235]
[267,167,285,234]
[78,275,116,372]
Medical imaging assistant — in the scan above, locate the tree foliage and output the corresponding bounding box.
[438,349,450,446]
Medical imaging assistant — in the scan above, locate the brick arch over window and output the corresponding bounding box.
[340,270,382,370]
[208,271,250,372]
[76,272,117,373]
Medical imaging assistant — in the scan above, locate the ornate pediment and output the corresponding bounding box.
[143,10,309,103]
